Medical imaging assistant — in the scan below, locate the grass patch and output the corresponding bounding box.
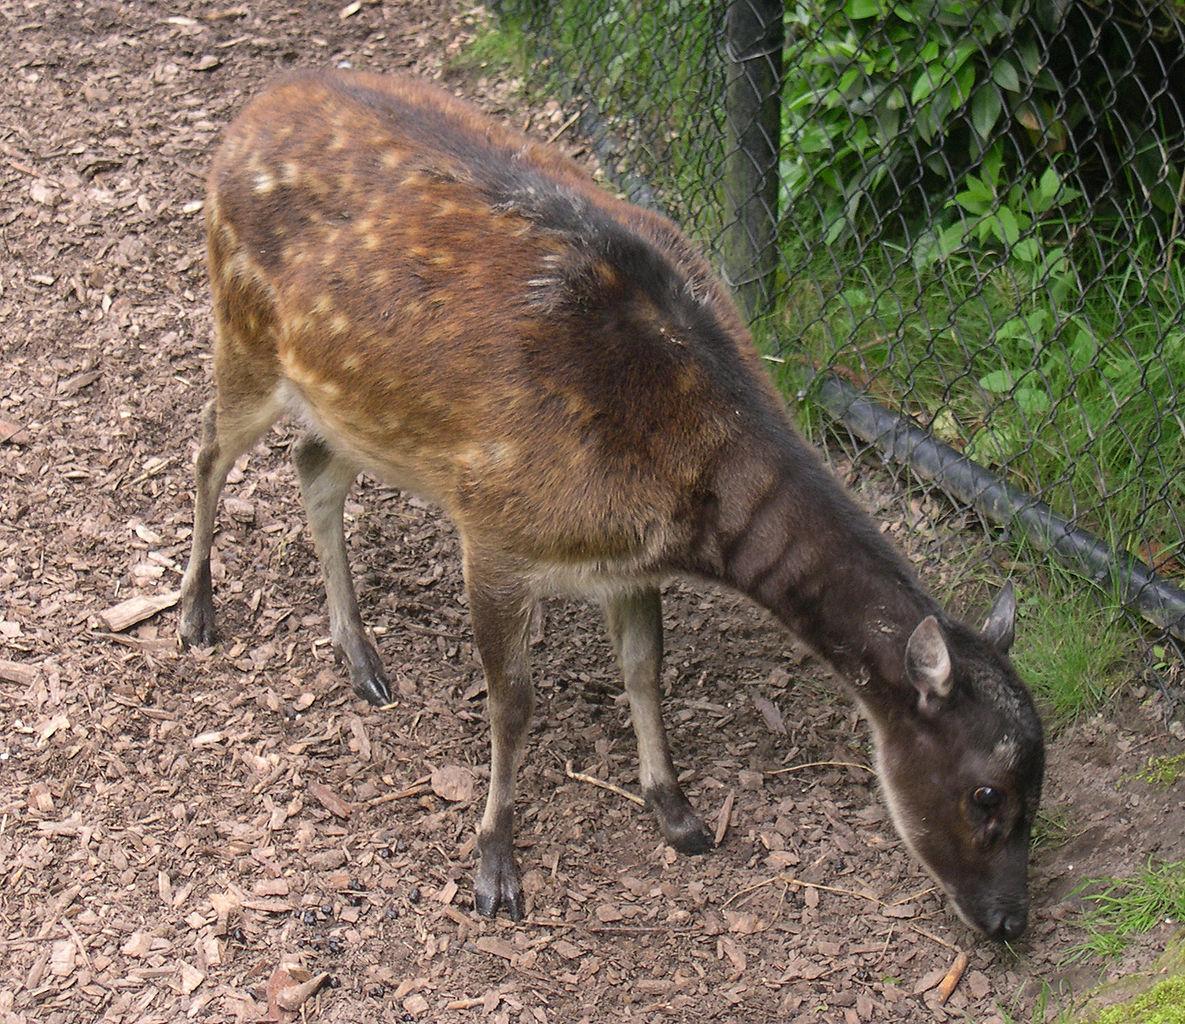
[450,14,531,77]
[1000,982,1073,1024]
[1005,575,1138,726]
[1132,753,1185,788]
[1032,806,1079,854]
[772,233,1185,559]
[1084,975,1185,1024]
[1069,861,1185,961]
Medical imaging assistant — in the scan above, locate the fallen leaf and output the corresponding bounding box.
[266,964,328,1019]
[403,993,430,1017]
[594,903,623,923]
[0,417,30,444]
[914,966,947,995]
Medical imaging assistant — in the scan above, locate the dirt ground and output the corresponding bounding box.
[2,2,1184,1022]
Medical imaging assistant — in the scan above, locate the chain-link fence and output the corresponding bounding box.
[498,0,1185,645]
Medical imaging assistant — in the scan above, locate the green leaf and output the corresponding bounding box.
[1012,236,1040,263]
[951,63,976,110]
[845,0,881,18]
[979,370,1014,392]
[982,143,1004,187]
[1015,387,1051,415]
[1017,40,1040,75]
[995,205,1021,244]
[937,220,969,257]
[996,316,1032,341]
[972,87,1002,141]
[911,65,943,105]
[992,58,1020,92]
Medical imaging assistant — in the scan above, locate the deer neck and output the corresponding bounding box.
[691,431,938,707]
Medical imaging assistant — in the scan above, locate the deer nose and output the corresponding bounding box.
[985,907,1027,942]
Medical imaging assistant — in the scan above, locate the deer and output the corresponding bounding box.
[178,70,1045,941]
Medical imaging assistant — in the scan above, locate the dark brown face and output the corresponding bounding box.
[874,588,1045,941]
[876,708,1042,940]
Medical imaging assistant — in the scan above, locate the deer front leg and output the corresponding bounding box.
[292,435,391,707]
[605,588,712,854]
[464,547,535,919]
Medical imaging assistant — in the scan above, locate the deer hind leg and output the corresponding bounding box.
[464,544,535,920]
[292,434,391,707]
[605,587,712,854]
[179,388,281,647]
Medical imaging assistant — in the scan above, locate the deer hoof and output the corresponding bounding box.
[351,670,391,707]
[178,597,216,649]
[474,852,524,920]
[648,784,714,855]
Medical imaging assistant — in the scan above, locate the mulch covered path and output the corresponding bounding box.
[2,2,1183,1021]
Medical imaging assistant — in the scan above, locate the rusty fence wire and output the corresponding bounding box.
[497,0,1185,649]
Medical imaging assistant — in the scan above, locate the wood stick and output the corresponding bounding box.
[564,761,645,806]
[908,923,959,952]
[723,872,884,910]
[546,110,581,144]
[936,951,969,1005]
[366,775,431,806]
[99,590,179,632]
[766,760,873,776]
[0,660,38,686]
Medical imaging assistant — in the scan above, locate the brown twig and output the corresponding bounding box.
[886,885,936,907]
[587,924,695,934]
[936,951,969,1005]
[766,760,874,776]
[722,873,884,910]
[907,922,959,952]
[546,110,581,144]
[564,761,645,806]
[366,775,431,806]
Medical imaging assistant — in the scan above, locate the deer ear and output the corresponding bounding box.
[982,582,1016,653]
[905,616,952,703]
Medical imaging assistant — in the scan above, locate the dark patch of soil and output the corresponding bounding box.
[1,3,1183,1022]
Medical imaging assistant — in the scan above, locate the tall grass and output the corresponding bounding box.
[771,229,1185,556]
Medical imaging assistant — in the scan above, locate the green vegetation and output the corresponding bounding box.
[450,15,530,76]
[1069,861,1185,961]
[1133,753,1185,789]
[1032,805,1077,853]
[1084,977,1185,1024]
[1000,983,1073,1024]
[774,186,1185,557]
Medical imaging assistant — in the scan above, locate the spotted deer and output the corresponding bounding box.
[179,70,1045,940]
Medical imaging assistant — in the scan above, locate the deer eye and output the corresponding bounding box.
[972,786,1004,810]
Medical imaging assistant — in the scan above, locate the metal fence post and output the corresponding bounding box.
[723,0,783,320]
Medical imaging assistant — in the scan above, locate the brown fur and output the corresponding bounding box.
[180,71,1044,936]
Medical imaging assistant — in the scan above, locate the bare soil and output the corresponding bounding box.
[2,2,1184,1022]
